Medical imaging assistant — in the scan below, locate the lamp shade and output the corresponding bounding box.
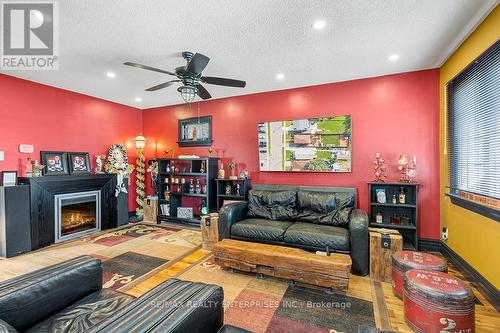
[177,85,198,103]
[134,135,147,149]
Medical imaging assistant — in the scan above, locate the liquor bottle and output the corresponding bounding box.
[392,194,397,204]
[376,210,383,223]
[166,164,170,173]
[398,187,406,204]
[189,179,194,194]
[195,179,201,194]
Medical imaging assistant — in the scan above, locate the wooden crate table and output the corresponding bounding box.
[369,227,403,282]
[200,213,222,250]
[213,239,351,291]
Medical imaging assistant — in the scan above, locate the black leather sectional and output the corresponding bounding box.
[219,184,369,275]
[0,256,226,333]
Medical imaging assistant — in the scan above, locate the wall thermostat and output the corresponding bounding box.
[19,144,34,153]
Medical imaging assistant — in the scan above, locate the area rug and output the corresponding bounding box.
[0,223,202,290]
[177,256,375,333]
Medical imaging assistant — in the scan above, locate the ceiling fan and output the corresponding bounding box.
[124,51,246,103]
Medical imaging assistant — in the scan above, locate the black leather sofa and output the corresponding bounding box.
[0,256,225,333]
[219,185,369,275]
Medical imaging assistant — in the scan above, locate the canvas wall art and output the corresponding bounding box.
[258,116,352,172]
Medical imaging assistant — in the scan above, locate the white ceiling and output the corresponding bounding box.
[1,0,497,109]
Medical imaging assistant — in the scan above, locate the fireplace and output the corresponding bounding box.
[55,190,101,243]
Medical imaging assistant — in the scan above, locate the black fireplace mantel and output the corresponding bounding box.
[20,174,118,250]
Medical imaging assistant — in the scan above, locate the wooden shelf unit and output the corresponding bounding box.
[215,179,251,210]
[156,158,219,226]
[368,182,419,250]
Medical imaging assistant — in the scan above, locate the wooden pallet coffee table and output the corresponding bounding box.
[213,239,351,291]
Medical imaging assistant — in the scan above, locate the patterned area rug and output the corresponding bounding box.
[0,223,202,290]
[177,256,375,333]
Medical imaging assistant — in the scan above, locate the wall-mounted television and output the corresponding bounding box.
[258,115,352,172]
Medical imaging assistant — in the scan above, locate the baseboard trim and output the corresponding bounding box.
[418,238,441,252]
[440,241,500,311]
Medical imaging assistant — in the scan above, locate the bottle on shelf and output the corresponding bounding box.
[195,179,201,194]
[376,210,383,223]
[189,179,194,194]
[200,161,205,174]
[398,187,406,204]
[390,213,401,225]
[392,194,397,204]
[166,164,170,173]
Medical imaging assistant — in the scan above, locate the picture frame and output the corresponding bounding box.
[178,116,213,147]
[177,207,194,219]
[41,151,69,175]
[0,171,17,186]
[68,152,91,174]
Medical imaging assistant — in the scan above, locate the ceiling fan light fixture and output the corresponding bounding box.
[178,85,198,103]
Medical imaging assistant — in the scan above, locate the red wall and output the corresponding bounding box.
[143,69,440,239]
[0,74,143,210]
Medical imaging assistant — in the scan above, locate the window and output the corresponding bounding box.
[446,40,500,221]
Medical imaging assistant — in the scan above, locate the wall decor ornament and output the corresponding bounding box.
[373,153,388,182]
[178,116,213,147]
[398,154,417,182]
[258,116,352,172]
[95,155,105,174]
[147,160,159,196]
[32,160,45,177]
[40,151,69,175]
[105,144,134,196]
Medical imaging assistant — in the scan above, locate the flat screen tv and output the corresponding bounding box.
[258,115,352,172]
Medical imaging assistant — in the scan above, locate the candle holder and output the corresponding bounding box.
[373,153,388,182]
[398,154,417,182]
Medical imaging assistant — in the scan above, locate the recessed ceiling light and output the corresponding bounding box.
[106,71,116,78]
[134,97,142,103]
[312,20,327,30]
[276,73,285,80]
[388,54,400,61]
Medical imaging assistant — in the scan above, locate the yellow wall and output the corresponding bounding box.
[440,6,500,289]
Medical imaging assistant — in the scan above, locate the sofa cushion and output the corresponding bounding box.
[296,191,354,227]
[231,218,294,241]
[247,190,297,220]
[25,289,134,333]
[283,222,350,251]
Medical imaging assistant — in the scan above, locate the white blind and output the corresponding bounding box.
[447,40,500,200]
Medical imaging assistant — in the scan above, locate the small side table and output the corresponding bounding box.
[369,227,403,282]
[200,213,222,250]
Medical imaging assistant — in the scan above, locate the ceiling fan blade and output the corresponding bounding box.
[145,80,180,91]
[186,53,210,75]
[201,76,246,88]
[124,62,177,76]
[195,83,212,100]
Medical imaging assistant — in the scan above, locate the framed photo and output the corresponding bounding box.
[178,116,213,147]
[41,151,69,175]
[177,207,194,219]
[0,171,17,186]
[68,152,91,174]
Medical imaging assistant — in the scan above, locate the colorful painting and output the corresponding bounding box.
[258,116,352,172]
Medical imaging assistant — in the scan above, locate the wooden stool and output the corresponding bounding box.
[200,213,222,250]
[392,251,447,299]
[369,228,403,282]
[404,269,475,333]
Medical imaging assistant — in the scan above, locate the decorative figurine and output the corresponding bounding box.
[228,162,237,180]
[218,163,225,179]
[398,154,417,182]
[235,183,241,196]
[373,153,388,182]
[147,160,159,196]
[200,199,208,215]
[105,144,134,197]
[95,155,105,174]
[225,184,232,195]
[200,161,205,174]
[32,160,45,177]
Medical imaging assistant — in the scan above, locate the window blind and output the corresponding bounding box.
[447,40,500,202]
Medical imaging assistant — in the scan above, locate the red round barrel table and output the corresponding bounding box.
[392,251,447,298]
[404,269,475,333]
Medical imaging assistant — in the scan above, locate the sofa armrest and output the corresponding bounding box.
[218,202,248,239]
[349,208,369,276]
[91,278,224,333]
[0,256,102,332]
[0,319,17,333]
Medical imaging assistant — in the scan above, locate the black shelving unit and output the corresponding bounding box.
[156,158,219,226]
[368,182,419,250]
[215,179,251,210]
